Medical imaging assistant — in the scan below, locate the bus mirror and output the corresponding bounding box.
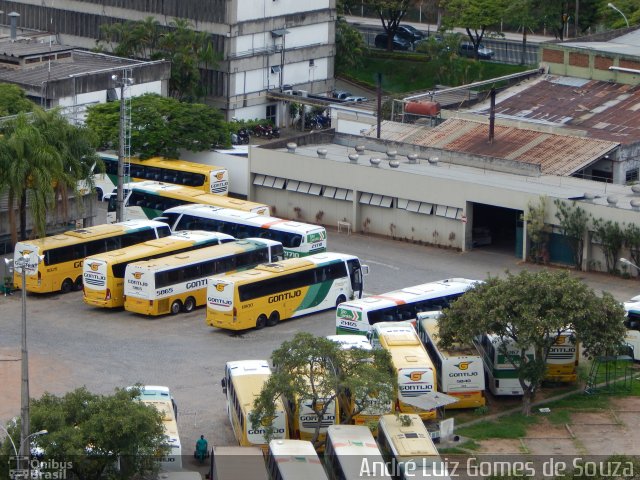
[361,264,370,276]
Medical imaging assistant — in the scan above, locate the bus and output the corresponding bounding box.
[335,278,480,336]
[473,334,535,396]
[157,204,327,259]
[324,425,392,480]
[210,446,268,480]
[545,331,579,383]
[266,440,328,480]
[82,230,233,309]
[221,360,288,450]
[13,220,171,294]
[133,385,182,470]
[123,239,284,316]
[206,253,368,331]
[624,300,640,360]
[369,322,438,420]
[98,152,229,198]
[415,312,486,409]
[377,414,450,480]
[106,181,270,223]
[326,335,394,431]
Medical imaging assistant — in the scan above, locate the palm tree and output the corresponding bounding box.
[0,108,101,245]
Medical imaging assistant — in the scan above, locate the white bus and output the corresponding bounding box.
[473,334,534,396]
[157,204,327,259]
[124,239,284,316]
[336,278,480,336]
[416,312,486,409]
[324,425,391,480]
[222,360,288,450]
[266,440,328,480]
[133,386,182,470]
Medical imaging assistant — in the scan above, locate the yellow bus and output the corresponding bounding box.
[324,425,391,480]
[266,440,328,480]
[377,414,449,480]
[106,181,270,223]
[98,152,229,198]
[82,230,233,309]
[206,252,368,331]
[123,239,284,316]
[221,360,288,450]
[416,312,486,409]
[545,330,579,383]
[369,322,438,420]
[13,220,171,294]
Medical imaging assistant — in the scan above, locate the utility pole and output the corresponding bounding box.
[112,71,133,223]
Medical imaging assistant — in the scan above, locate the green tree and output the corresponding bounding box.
[624,223,640,277]
[0,108,100,244]
[553,199,590,271]
[441,0,506,59]
[437,270,626,415]
[522,196,550,264]
[592,219,625,274]
[0,83,35,116]
[335,17,367,75]
[0,387,166,480]
[85,93,230,159]
[250,333,395,448]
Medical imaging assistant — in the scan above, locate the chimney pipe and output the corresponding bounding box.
[9,12,19,41]
[489,87,496,144]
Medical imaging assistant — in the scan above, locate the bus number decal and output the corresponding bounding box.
[157,288,174,296]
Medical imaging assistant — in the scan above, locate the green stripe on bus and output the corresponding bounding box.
[298,281,333,310]
[141,207,162,219]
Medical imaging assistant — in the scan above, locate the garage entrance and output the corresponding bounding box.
[471,203,523,256]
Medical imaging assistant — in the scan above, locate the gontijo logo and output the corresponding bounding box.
[406,370,428,382]
[132,272,144,280]
[215,172,225,181]
[215,282,226,292]
[19,249,33,256]
[455,361,473,371]
[88,262,101,271]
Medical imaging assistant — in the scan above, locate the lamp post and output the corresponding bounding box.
[620,257,639,271]
[608,3,629,28]
[0,423,19,472]
[5,253,43,477]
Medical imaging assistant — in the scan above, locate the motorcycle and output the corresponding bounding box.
[236,128,250,144]
[253,124,280,139]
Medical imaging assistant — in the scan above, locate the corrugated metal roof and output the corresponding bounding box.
[0,43,73,57]
[483,76,640,144]
[362,119,618,176]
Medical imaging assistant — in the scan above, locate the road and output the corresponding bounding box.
[1,226,638,461]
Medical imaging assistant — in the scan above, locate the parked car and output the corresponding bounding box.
[332,90,353,100]
[344,96,368,103]
[374,33,412,51]
[396,24,425,44]
[459,42,494,59]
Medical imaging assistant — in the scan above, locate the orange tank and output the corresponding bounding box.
[405,101,441,116]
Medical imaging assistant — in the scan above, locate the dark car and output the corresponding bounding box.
[374,33,412,51]
[396,24,425,44]
[459,42,494,59]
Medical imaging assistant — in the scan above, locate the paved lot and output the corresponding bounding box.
[1,227,639,458]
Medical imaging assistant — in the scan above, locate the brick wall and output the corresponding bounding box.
[620,59,640,70]
[542,49,564,63]
[569,52,589,67]
[594,55,613,70]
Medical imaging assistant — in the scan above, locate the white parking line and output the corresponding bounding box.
[363,259,400,270]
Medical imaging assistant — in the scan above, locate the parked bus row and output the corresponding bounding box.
[96,152,229,199]
[221,358,446,479]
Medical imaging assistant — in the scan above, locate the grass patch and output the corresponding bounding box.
[544,408,572,425]
[438,439,480,454]
[540,391,610,410]
[457,413,538,440]
[341,54,531,94]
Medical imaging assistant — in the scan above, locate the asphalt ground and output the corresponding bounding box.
[1,218,638,462]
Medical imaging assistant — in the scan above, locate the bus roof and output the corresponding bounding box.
[268,440,326,480]
[339,278,480,311]
[226,360,283,412]
[326,335,373,351]
[373,322,433,369]
[418,316,478,358]
[378,414,438,457]
[212,446,268,480]
[127,239,280,272]
[16,220,167,249]
[99,152,226,174]
[327,425,380,453]
[217,253,355,284]
[84,230,231,264]
[163,204,327,234]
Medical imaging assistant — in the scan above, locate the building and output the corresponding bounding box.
[1,0,337,123]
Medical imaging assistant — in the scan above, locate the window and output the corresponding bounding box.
[266,104,276,124]
[309,59,315,67]
[626,169,639,183]
[270,65,281,74]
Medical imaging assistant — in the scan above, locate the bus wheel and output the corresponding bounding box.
[61,278,74,294]
[267,311,280,327]
[335,294,347,307]
[255,314,267,330]
[183,297,196,313]
[170,300,182,315]
[74,276,83,291]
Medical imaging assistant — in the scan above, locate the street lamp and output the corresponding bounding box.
[0,423,19,471]
[4,253,43,477]
[608,3,629,28]
[111,73,134,223]
[620,257,639,271]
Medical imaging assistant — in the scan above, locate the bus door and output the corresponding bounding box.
[347,259,367,299]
